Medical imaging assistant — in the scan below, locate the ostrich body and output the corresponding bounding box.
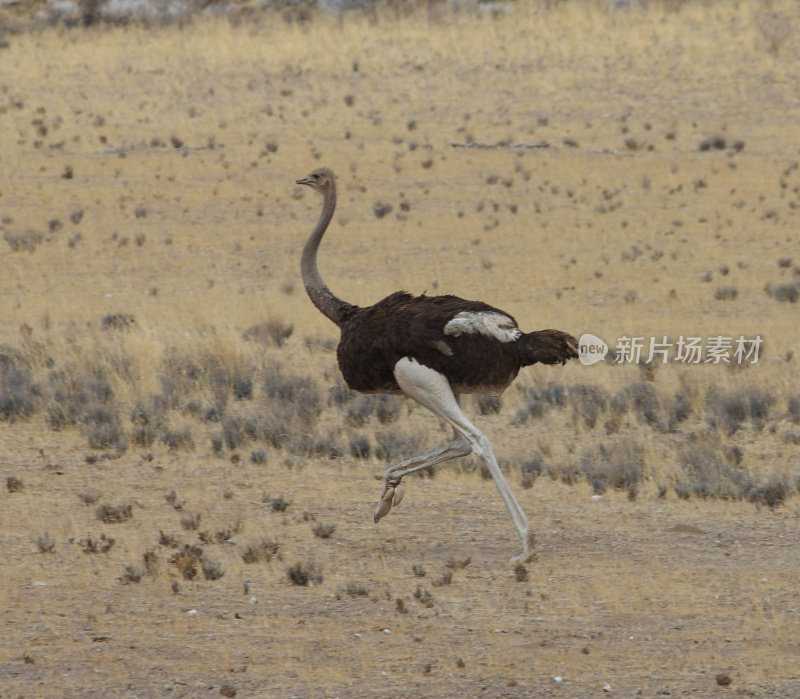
[296,168,577,562]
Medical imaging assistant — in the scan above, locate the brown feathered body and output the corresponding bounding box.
[335,291,576,395]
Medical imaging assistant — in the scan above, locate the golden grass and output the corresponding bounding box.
[1,1,800,694]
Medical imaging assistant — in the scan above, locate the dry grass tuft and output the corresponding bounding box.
[287,560,323,586]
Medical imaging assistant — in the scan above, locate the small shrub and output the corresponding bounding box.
[6,476,24,492]
[667,392,692,430]
[160,427,194,451]
[747,476,790,509]
[714,287,738,301]
[101,313,135,330]
[349,436,370,459]
[287,561,323,586]
[474,394,502,415]
[0,351,39,422]
[242,538,280,564]
[4,229,43,252]
[201,557,224,581]
[121,565,142,584]
[764,283,799,303]
[180,513,201,530]
[580,437,644,493]
[520,452,545,489]
[569,384,610,430]
[80,533,115,554]
[345,582,369,597]
[512,383,567,426]
[313,523,336,539]
[264,495,290,512]
[678,437,751,500]
[37,533,55,553]
[250,449,267,464]
[616,381,660,428]
[243,319,294,347]
[170,545,204,580]
[374,430,422,462]
[158,530,179,548]
[788,396,800,424]
[96,503,132,523]
[413,585,434,608]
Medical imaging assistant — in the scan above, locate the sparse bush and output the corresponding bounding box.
[764,282,799,303]
[6,476,24,493]
[243,319,294,347]
[313,522,336,539]
[263,366,322,428]
[250,449,267,464]
[666,392,692,430]
[160,426,194,450]
[349,435,370,459]
[714,287,738,301]
[101,313,135,330]
[0,349,39,422]
[4,229,43,252]
[788,396,800,424]
[264,494,291,512]
[121,565,142,584]
[706,388,774,434]
[375,430,422,462]
[80,533,115,554]
[201,557,224,581]
[746,475,791,509]
[512,383,567,426]
[329,378,355,407]
[346,394,401,427]
[580,437,644,493]
[287,560,323,586]
[615,381,660,428]
[130,403,159,447]
[413,585,434,608]
[96,503,133,523]
[37,533,55,553]
[520,452,545,489]
[677,437,752,500]
[474,394,502,415]
[242,538,280,564]
[170,544,204,580]
[180,512,201,530]
[345,582,369,597]
[569,384,610,430]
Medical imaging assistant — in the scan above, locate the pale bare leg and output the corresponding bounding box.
[388,356,534,563]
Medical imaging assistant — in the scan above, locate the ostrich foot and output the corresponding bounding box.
[373,479,404,523]
[509,532,537,564]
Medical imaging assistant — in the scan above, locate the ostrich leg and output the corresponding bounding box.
[391,357,534,562]
[373,434,472,522]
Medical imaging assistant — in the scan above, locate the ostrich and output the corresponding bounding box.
[296,168,577,562]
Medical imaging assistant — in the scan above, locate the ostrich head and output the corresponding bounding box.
[296,168,334,193]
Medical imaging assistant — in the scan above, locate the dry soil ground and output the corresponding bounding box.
[1,1,799,696]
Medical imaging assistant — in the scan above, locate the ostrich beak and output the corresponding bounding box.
[296,176,311,186]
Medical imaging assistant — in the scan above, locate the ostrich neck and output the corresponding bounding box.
[301,182,353,327]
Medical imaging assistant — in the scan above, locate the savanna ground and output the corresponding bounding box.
[1,0,800,696]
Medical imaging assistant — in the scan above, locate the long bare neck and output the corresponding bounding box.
[301,179,355,327]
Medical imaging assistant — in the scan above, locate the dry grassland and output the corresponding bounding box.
[1,1,800,696]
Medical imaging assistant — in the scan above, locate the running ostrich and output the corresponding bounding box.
[296,168,577,562]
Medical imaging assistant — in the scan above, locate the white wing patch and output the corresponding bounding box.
[443,311,522,343]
